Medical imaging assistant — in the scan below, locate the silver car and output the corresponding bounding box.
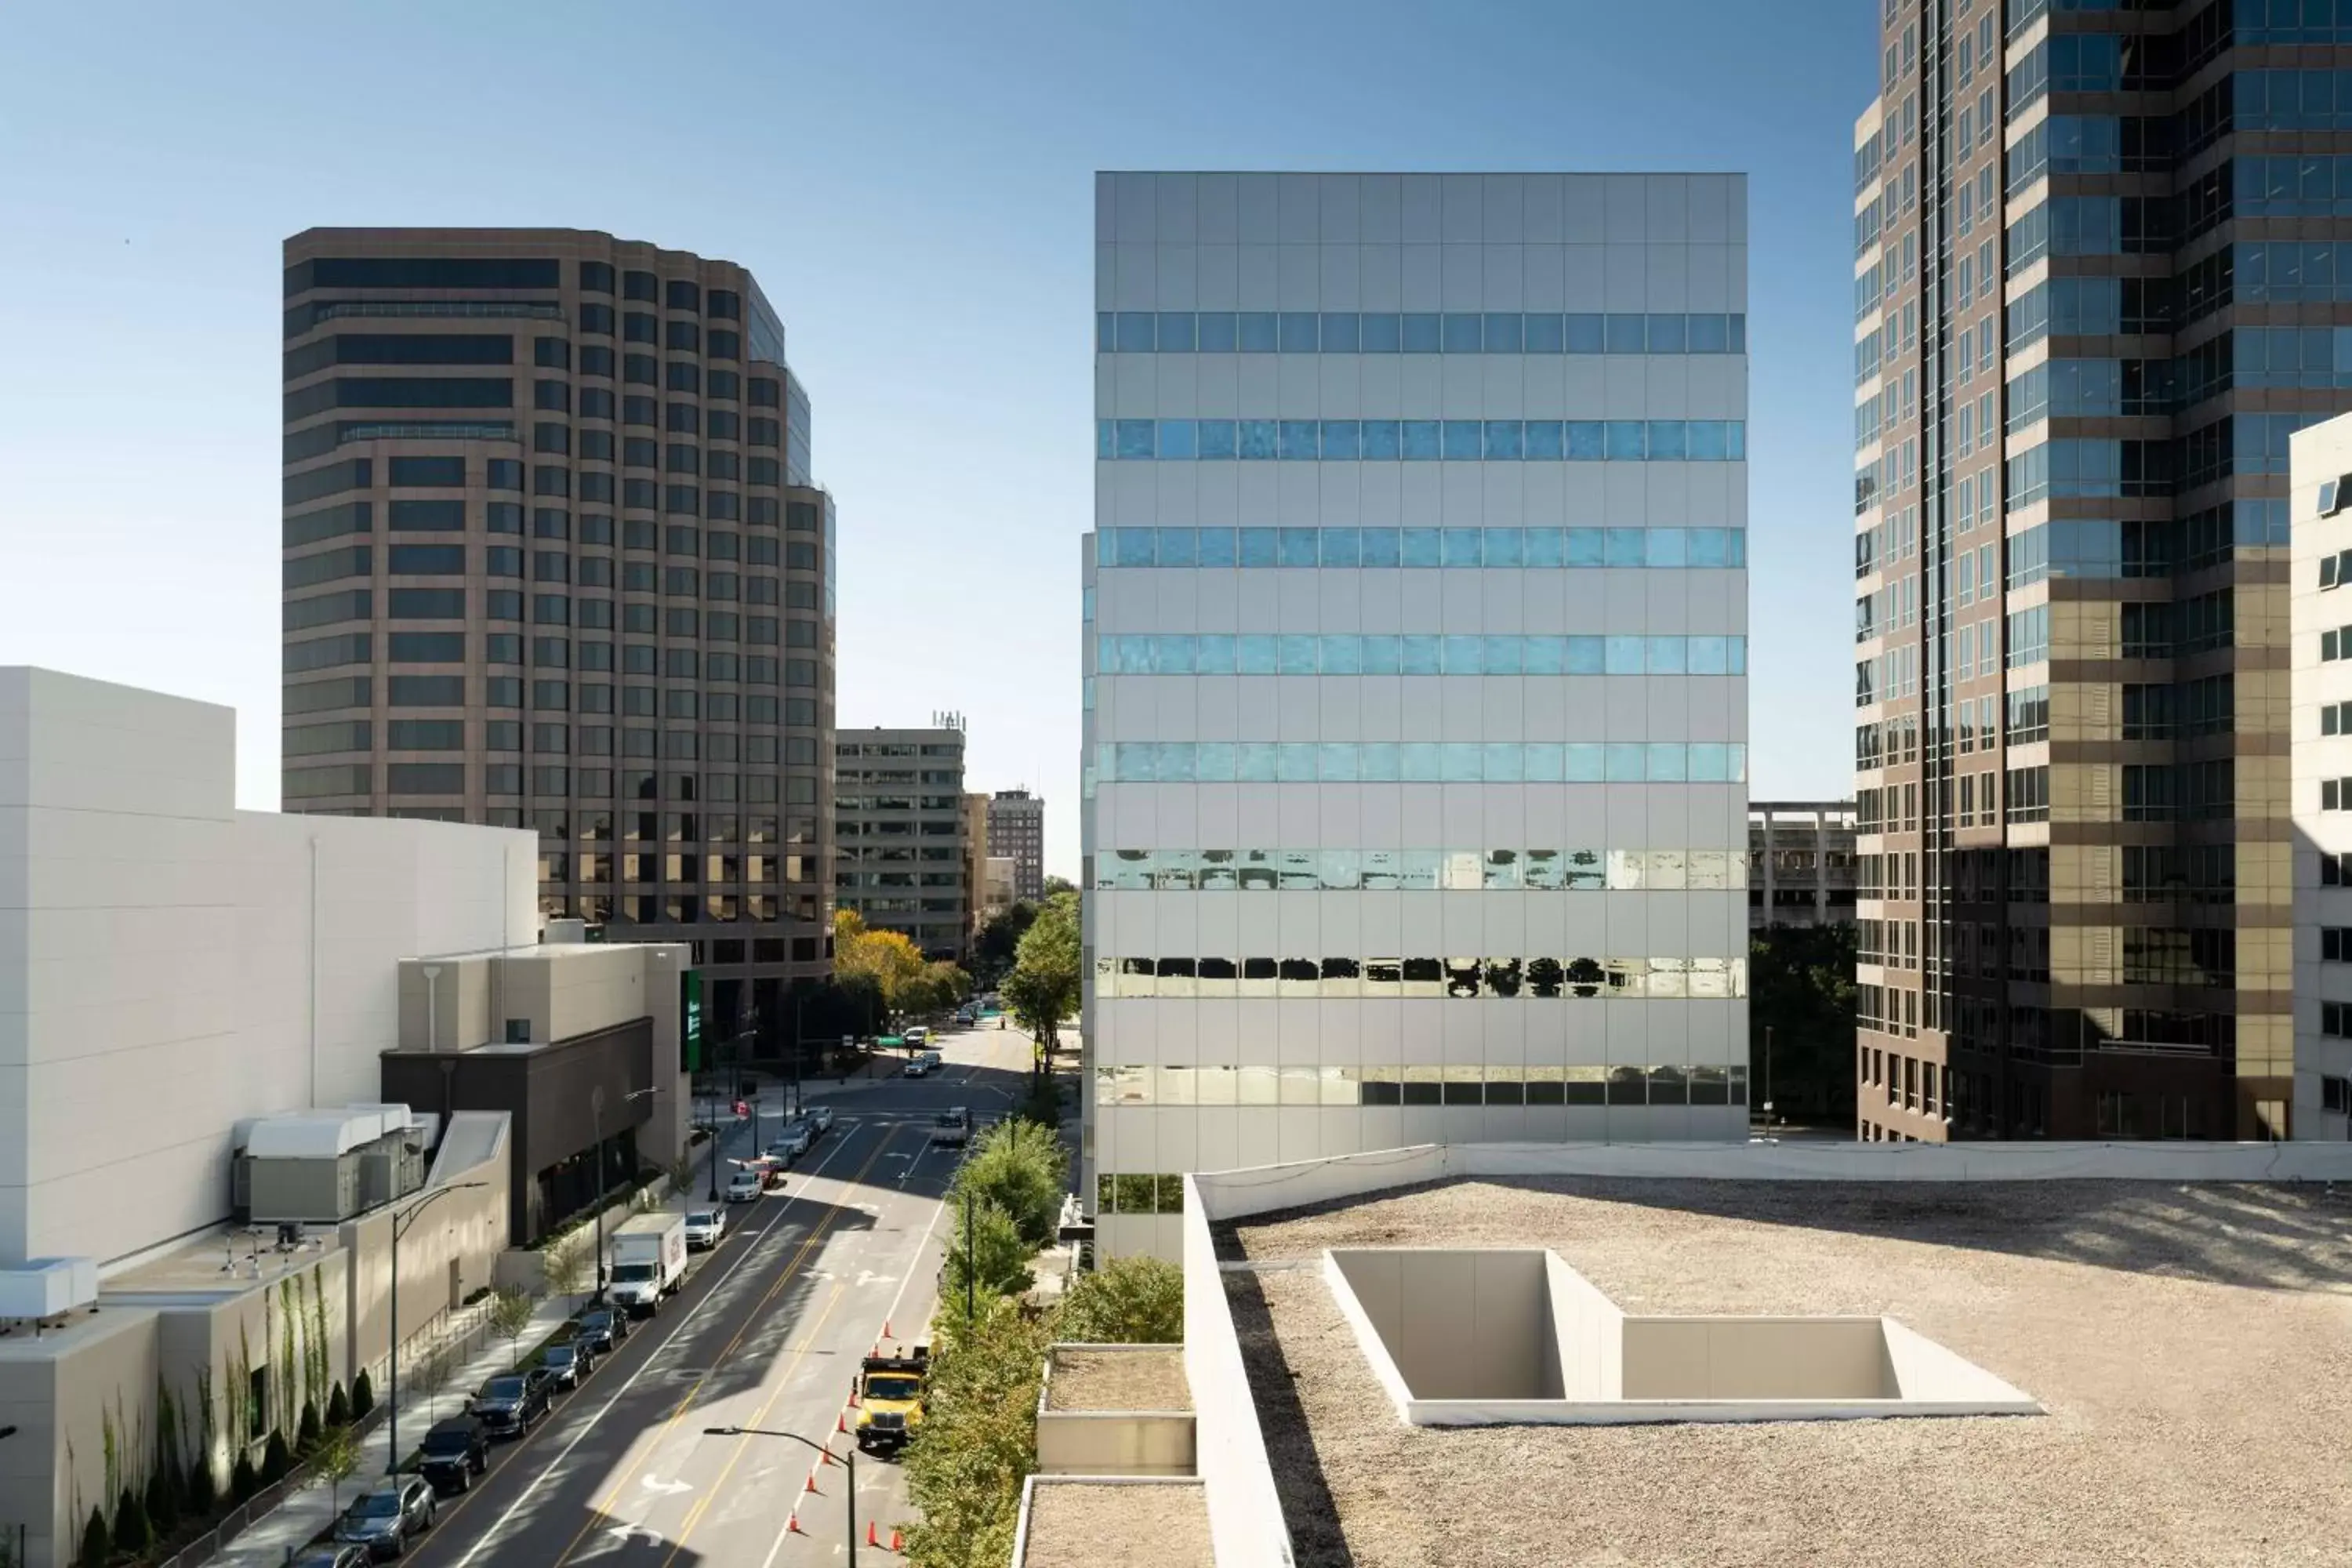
[336,1478,434,1559]
[808,1105,835,1135]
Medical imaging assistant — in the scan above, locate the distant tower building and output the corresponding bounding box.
[989,789,1046,902]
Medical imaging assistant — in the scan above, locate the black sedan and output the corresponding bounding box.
[467,1372,550,1439]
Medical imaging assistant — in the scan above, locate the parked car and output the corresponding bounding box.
[575,1307,626,1355]
[469,1371,550,1439]
[541,1341,592,1391]
[903,1025,931,1050]
[292,1548,373,1568]
[684,1207,726,1249]
[808,1105,835,1135]
[901,1056,930,1079]
[725,1168,764,1203]
[780,1120,814,1156]
[416,1415,488,1496]
[920,1050,943,1073]
[336,1478,435,1559]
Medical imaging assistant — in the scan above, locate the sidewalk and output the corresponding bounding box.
[212,1127,746,1565]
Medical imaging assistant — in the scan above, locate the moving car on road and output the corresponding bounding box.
[770,1120,814,1160]
[468,1372,550,1439]
[808,1105,835,1135]
[416,1415,488,1496]
[931,1107,971,1149]
[292,1547,372,1568]
[541,1341,593,1391]
[336,1478,436,1559]
[684,1207,726,1248]
[901,1055,931,1079]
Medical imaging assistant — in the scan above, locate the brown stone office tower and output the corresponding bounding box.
[281,229,837,1048]
[1849,3,2352,1141]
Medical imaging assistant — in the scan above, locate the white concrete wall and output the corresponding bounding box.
[1179,1180,1294,1568]
[0,667,535,1272]
[1327,1247,1553,1399]
[1619,1316,1887,1400]
[1544,1250,1622,1399]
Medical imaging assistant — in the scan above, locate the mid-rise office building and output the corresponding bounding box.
[1749,800,1860,930]
[963,789,993,946]
[989,787,1047,901]
[279,229,837,1049]
[1847,5,2352,1142]
[837,726,969,959]
[1085,171,1751,1255]
[2292,414,2352,1134]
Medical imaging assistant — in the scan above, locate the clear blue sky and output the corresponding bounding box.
[0,0,1875,877]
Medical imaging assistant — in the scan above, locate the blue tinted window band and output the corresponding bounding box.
[1095,633,1747,677]
[1094,526,1746,570]
[1097,742,1747,785]
[1098,419,1745,462]
[1097,311,1747,356]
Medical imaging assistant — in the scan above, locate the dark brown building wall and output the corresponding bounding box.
[382,1015,654,1241]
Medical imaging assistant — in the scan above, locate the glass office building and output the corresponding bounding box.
[1083,172,1752,1257]
[1850,2,2352,1142]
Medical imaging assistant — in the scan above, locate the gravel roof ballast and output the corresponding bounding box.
[1221,1176,2352,1568]
[1046,1345,1192,1411]
[1020,1479,1213,1568]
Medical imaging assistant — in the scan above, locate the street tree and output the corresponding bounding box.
[1058,1256,1183,1344]
[1004,891,1080,1065]
[486,1287,535,1370]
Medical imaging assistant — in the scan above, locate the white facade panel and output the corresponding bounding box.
[1086,175,1751,1256]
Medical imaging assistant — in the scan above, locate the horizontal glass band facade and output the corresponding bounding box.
[1096,953,1746,999]
[1095,310,1748,356]
[1098,633,1746,677]
[1095,1063,1753,1108]
[1095,524,1745,571]
[1098,741,1747,785]
[1094,847,1745,891]
[1099,418,1745,463]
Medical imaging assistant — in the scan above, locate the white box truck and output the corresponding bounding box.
[608,1213,687,1316]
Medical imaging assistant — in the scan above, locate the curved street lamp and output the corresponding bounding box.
[704,1425,855,1565]
[387,1181,485,1475]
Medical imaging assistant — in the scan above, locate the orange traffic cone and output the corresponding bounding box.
[821,1443,838,1466]
[867,1521,880,1548]
[883,1319,894,1338]
[889,1526,904,1551]
[804,1466,822,1495]
[786,1512,805,1536]
[837,1411,849,1433]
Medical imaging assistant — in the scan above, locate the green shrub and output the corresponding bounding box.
[296,1399,321,1454]
[75,1507,107,1568]
[902,1297,1054,1568]
[112,1487,149,1553]
[326,1383,350,1428]
[144,1461,178,1535]
[185,1450,216,1515]
[1058,1257,1183,1345]
[230,1451,258,1504]
[260,1428,292,1485]
[351,1370,375,1419]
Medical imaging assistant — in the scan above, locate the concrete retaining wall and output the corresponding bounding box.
[1180,1181,1294,1568]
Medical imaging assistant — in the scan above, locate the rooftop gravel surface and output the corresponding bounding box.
[1221,1176,2352,1568]
[1045,1345,1191,1411]
[1019,1479,1212,1568]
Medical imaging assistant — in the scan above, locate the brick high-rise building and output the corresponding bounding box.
[1849,5,2348,1141]
[280,229,837,1048]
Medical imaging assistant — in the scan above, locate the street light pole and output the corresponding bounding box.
[703,1425,854,1568]
[590,1084,661,1306]
[387,1182,483,1476]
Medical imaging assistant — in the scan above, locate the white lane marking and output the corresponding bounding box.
[452,1120,877,1567]
[638,1476,693,1497]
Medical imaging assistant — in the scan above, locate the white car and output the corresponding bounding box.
[777,1120,814,1158]
[902,1058,930,1079]
[684,1209,725,1250]
[808,1105,835,1135]
[724,1169,764,1203]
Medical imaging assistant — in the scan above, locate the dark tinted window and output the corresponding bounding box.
[390,587,466,619]
[708,289,740,320]
[666,321,699,353]
[388,499,465,530]
[388,762,465,793]
[325,334,514,365]
[488,459,523,490]
[708,329,739,360]
[622,270,658,302]
[625,313,657,344]
[666,363,700,394]
[666,280,700,311]
[388,544,465,574]
[750,378,780,407]
[580,261,615,293]
[624,354,657,385]
[534,337,570,369]
[389,675,464,705]
[285,501,372,547]
[284,546,371,590]
[580,345,615,377]
[288,676,372,713]
[390,632,465,662]
[580,303,615,335]
[389,456,464,488]
[290,257,558,294]
[284,459,372,506]
[285,590,369,630]
[288,379,512,419]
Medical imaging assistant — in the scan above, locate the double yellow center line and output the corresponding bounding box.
[546,1120,908,1567]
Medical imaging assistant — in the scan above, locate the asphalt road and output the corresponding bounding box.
[400,1024,1041,1568]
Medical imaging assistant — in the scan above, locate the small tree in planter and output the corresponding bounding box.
[260,1428,292,1486]
[350,1369,375,1420]
[112,1487,148,1555]
[487,1287,535,1370]
[314,1421,361,1522]
[230,1450,259,1504]
[326,1382,350,1428]
[296,1398,322,1454]
[543,1228,591,1299]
